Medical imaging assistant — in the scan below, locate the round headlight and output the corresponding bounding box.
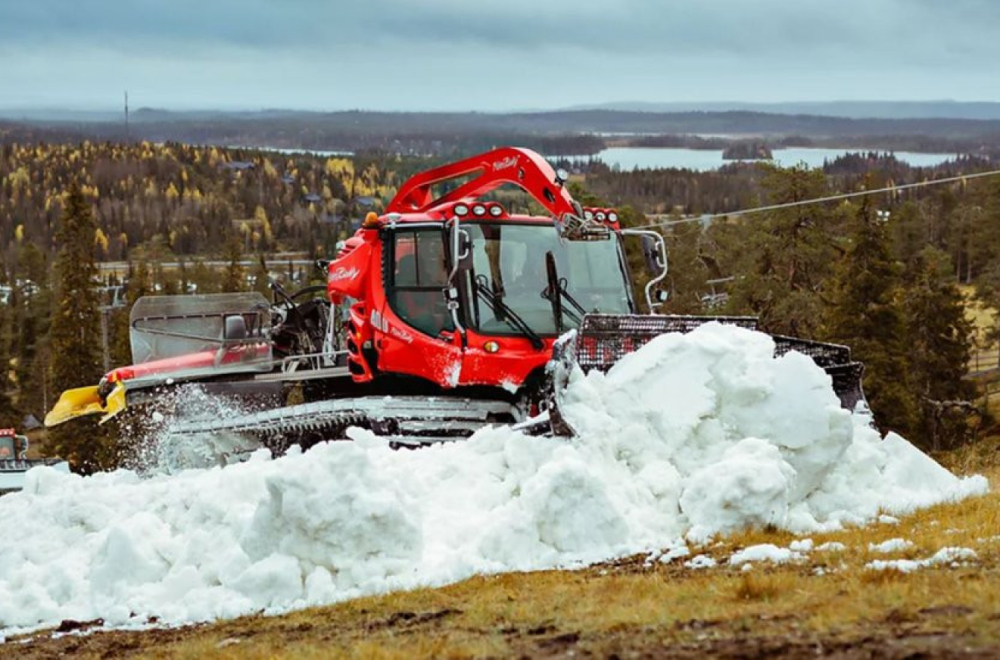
[472,204,487,216]
[454,204,469,216]
[608,211,618,222]
[489,205,503,217]
[584,210,594,220]
[595,211,607,221]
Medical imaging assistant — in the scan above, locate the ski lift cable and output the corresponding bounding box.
[631,167,1000,231]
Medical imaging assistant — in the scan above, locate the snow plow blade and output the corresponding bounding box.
[44,382,127,428]
[548,314,866,435]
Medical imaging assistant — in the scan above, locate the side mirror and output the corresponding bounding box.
[456,230,473,271]
[224,315,248,341]
[641,235,664,277]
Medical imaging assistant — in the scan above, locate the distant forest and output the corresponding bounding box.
[4,107,1000,157]
[2,136,1000,464]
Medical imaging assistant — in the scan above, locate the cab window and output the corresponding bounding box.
[389,230,454,337]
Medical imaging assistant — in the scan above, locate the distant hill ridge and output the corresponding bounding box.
[3,100,1000,122]
[559,101,1000,121]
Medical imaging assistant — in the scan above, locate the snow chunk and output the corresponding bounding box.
[816,541,846,552]
[866,558,922,573]
[657,545,691,564]
[928,547,977,565]
[789,538,814,552]
[684,555,718,569]
[868,538,913,554]
[729,543,802,566]
[681,438,795,543]
[866,547,977,573]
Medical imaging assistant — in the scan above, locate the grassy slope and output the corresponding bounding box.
[962,285,999,373]
[10,464,999,659]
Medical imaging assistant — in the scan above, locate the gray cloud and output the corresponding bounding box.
[0,1,996,110]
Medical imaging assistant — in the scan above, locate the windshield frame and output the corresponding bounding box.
[457,219,635,338]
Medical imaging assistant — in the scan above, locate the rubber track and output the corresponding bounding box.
[167,396,521,445]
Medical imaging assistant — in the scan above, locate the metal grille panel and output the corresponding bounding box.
[572,314,865,412]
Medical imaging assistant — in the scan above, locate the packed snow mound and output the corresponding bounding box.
[0,323,987,634]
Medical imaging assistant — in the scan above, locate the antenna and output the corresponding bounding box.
[124,90,130,140]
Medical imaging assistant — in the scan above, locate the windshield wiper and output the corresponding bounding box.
[473,275,544,350]
[543,252,585,332]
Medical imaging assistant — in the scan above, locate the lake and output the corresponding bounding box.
[233,145,355,157]
[550,147,959,171]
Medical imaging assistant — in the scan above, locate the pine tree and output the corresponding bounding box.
[825,196,917,436]
[221,233,245,292]
[13,242,53,421]
[721,164,840,337]
[0,264,18,426]
[252,254,272,298]
[662,220,711,314]
[902,247,975,450]
[48,184,115,473]
[0,330,16,427]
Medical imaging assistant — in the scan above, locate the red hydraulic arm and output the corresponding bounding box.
[386,147,579,218]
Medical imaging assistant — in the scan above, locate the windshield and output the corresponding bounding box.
[464,222,631,336]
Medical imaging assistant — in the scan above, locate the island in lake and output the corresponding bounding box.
[722,141,774,160]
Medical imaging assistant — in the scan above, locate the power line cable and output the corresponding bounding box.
[632,168,1000,230]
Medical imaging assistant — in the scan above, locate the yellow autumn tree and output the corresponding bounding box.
[94,228,110,255]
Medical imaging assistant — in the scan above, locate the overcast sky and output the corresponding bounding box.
[1,0,996,111]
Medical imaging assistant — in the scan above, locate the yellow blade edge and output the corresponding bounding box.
[44,386,105,427]
[45,383,129,428]
[99,383,127,424]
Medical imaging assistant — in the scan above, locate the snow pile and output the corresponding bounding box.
[0,323,989,633]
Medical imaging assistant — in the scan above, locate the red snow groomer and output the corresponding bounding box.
[0,428,69,494]
[46,148,866,449]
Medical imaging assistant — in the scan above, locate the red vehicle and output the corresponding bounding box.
[0,428,69,495]
[46,147,865,449]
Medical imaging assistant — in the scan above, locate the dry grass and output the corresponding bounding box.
[961,284,999,374]
[10,465,999,659]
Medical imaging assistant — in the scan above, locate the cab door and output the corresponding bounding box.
[377,227,465,387]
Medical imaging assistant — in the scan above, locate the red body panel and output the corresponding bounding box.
[387,147,578,218]
[327,229,374,304]
[106,343,270,385]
